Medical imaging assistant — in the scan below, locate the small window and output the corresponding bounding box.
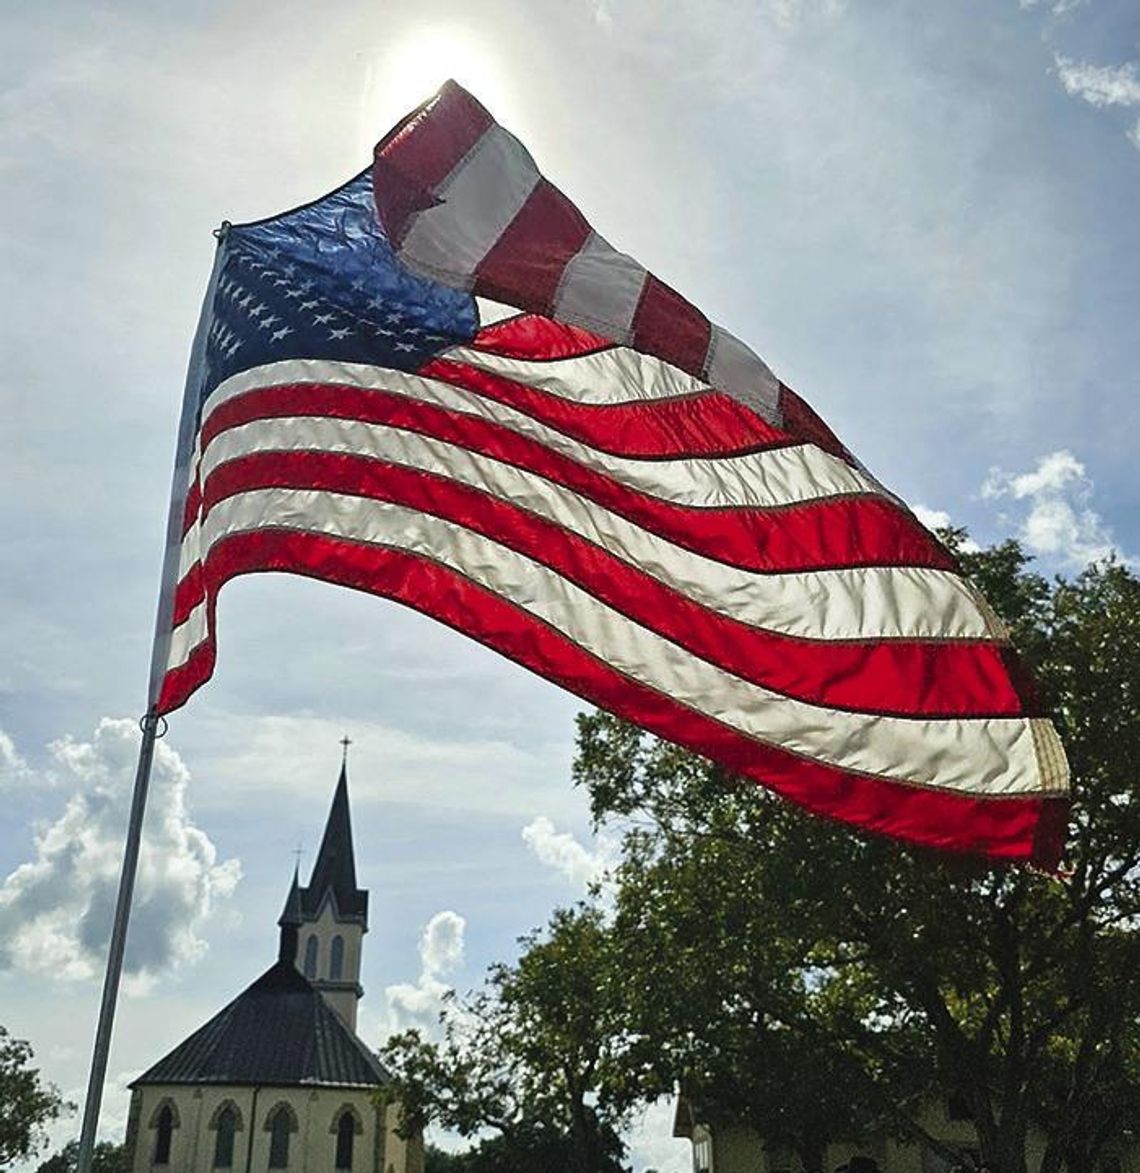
[213,1105,237,1168]
[154,1104,175,1166]
[330,935,345,980]
[268,1107,292,1168]
[692,1135,712,1173]
[303,935,318,979]
[335,1111,355,1170]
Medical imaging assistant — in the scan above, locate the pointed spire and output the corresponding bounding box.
[303,760,366,920]
[278,864,303,925]
[277,865,302,963]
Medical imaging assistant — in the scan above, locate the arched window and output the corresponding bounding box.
[303,935,318,979]
[334,1111,355,1170]
[267,1104,296,1169]
[330,934,345,980]
[213,1104,238,1168]
[153,1103,175,1165]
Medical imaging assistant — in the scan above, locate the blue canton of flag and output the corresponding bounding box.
[199,170,478,411]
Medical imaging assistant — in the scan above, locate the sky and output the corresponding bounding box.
[1,1,1138,1170]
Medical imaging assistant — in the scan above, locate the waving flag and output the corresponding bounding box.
[153,83,1068,865]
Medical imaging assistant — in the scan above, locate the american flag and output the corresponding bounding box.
[153,85,1068,865]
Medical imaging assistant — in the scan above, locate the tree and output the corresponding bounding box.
[0,1025,71,1167]
[380,905,630,1173]
[34,1140,131,1173]
[573,541,1140,1173]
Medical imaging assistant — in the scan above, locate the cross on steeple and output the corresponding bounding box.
[340,735,352,767]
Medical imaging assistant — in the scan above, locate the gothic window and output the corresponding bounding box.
[692,1133,712,1173]
[303,934,318,979]
[212,1103,238,1168]
[330,934,345,980]
[153,1103,176,1165]
[334,1110,355,1170]
[266,1104,296,1169]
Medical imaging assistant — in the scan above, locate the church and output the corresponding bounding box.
[125,764,423,1173]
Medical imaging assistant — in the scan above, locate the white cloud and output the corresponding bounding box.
[912,504,953,531]
[0,719,241,989]
[0,729,32,790]
[910,504,980,551]
[521,816,613,890]
[384,910,466,1034]
[981,450,1127,567]
[420,909,466,977]
[1053,55,1140,150]
[1054,56,1140,109]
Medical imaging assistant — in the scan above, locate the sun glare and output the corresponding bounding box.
[358,26,511,158]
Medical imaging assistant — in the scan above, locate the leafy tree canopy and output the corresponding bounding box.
[572,540,1140,1173]
[34,1139,130,1173]
[0,1025,72,1168]
[381,905,629,1173]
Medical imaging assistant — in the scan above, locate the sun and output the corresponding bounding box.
[358,25,511,157]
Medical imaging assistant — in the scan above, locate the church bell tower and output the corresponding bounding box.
[278,759,368,1031]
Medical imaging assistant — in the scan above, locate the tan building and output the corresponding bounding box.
[126,765,422,1173]
[673,1094,1137,1173]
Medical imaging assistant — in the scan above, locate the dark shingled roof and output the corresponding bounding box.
[300,764,368,922]
[131,961,388,1089]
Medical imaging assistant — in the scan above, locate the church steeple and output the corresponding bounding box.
[277,865,303,964]
[290,757,369,1032]
[303,762,367,921]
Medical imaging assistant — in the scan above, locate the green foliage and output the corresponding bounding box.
[424,1129,618,1173]
[380,906,628,1173]
[34,1139,131,1173]
[573,542,1140,1173]
[424,1143,465,1172]
[0,1025,72,1167]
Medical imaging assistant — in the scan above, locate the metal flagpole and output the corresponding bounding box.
[74,226,229,1173]
[74,710,165,1173]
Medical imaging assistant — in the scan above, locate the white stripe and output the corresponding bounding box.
[446,340,716,405]
[552,230,647,344]
[197,361,881,511]
[705,325,781,420]
[398,124,541,287]
[166,488,1050,797]
[187,415,994,641]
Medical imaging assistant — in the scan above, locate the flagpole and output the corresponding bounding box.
[75,712,164,1173]
[74,227,229,1173]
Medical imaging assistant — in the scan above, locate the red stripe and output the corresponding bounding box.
[424,356,790,457]
[372,82,494,246]
[158,638,216,718]
[180,450,1027,717]
[632,274,712,376]
[474,180,592,316]
[470,313,614,360]
[196,381,956,573]
[778,382,853,463]
[157,528,1062,866]
[182,476,202,537]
